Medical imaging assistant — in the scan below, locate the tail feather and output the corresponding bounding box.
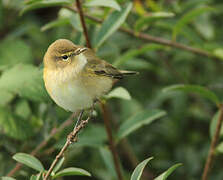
[119,70,139,76]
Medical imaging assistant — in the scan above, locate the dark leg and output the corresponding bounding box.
[74,110,84,130]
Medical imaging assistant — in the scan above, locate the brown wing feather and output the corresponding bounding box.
[82,48,138,79]
[83,49,124,79]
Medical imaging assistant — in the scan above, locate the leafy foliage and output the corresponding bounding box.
[1,0,223,180]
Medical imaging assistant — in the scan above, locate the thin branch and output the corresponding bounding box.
[65,6,214,59]
[100,102,123,180]
[44,111,90,180]
[74,2,123,179]
[7,112,78,177]
[202,104,223,180]
[76,0,91,48]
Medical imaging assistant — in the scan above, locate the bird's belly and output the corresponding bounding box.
[49,80,93,112]
[44,69,113,112]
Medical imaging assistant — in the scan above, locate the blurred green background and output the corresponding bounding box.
[1,0,223,179]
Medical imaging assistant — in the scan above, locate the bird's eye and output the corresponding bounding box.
[62,55,69,61]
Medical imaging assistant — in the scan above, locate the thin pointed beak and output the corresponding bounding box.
[74,47,88,55]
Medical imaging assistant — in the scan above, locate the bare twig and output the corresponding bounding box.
[65,6,214,59]
[100,102,123,180]
[202,104,223,180]
[76,0,91,48]
[44,111,90,180]
[7,112,78,177]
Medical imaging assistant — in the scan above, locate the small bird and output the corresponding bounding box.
[43,39,138,113]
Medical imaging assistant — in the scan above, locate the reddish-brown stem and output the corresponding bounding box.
[202,104,223,180]
[7,112,77,177]
[65,6,213,59]
[76,0,91,48]
[100,102,123,180]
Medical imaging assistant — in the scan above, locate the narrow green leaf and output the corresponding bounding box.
[154,163,182,180]
[122,59,155,71]
[134,12,175,32]
[99,147,117,178]
[93,2,132,48]
[1,177,17,180]
[15,99,31,119]
[69,14,83,32]
[52,167,91,179]
[131,157,153,180]
[117,109,166,142]
[25,0,42,5]
[113,44,165,67]
[216,141,223,154]
[52,157,65,174]
[105,87,131,100]
[30,175,39,180]
[210,111,223,139]
[163,84,220,105]
[0,64,49,102]
[41,18,70,31]
[172,6,214,40]
[13,153,44,172]
[85,0,121,11]
[20,0,72,16]
[213,48,223,61]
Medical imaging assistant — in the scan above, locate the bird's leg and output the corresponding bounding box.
[74,110,84,130]
[67,110,84,143]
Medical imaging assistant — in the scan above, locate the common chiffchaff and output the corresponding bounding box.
[43,39,138,112]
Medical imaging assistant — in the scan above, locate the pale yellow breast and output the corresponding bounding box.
[43,67,113,112]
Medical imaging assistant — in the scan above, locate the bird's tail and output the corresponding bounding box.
[119,70,139,76]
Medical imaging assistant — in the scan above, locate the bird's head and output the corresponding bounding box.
[43,39,88,69]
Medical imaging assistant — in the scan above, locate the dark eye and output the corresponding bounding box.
[62,55,68,60]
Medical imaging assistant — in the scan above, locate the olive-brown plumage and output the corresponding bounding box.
[43,39,137,112]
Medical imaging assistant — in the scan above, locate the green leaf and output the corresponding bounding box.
[0,89,14,106]
[113,44,165,67]
[130,157,153,180]
[122,59,155,71]
[99,147,117,178]
[41,18,70,31]
[85,0,121,11]
[1,177,17,180]
[134,12,175,32]
[154,163,182,180]
[52,167,91,179]
[105,87,131,100]
[0,107,35,140]
[213,48,223,61]
[20,0,72,16]
[116,109,166,142]
[162,84,220,105]
[77,124,107,147]
[0,64,49,102]
[30,174,41,180]
[69,14,83,32]
[15,99,31,119]
[210,111,223,139]
[0,39,33,68]
[52,157,65,174]
[172,6,214,40]
[93,2,132,48]
[13,153,44,172]
[216,141,223,154]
